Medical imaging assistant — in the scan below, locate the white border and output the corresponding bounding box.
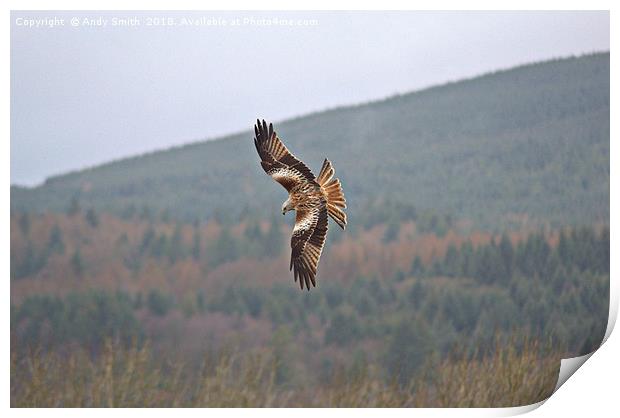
[4,1,616,416]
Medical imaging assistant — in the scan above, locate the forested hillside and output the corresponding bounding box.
[10,210,609,406]
[11,53,609,229]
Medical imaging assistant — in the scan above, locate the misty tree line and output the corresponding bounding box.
[127,216,284,270]
[415,227,609,283]
[13,194,455,282]
[11,209,97,280]
[11,207,286,280]
[12,225,609,385]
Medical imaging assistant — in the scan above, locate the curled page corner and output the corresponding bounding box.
[500,399,547,416]
[509,350,598,415]
[552,297,617,394]
[553,352,595,393]
[499,353,595,416]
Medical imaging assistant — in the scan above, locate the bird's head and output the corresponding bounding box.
[281,198,293,215]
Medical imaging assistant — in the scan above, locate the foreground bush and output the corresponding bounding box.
[11,337,560,407]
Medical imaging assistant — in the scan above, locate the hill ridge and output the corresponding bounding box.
[11,52,610,229]
[14,51,604,188]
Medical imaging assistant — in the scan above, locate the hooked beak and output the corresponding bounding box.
[282,198,291,215]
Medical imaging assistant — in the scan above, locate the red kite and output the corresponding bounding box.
[254,119,347,290]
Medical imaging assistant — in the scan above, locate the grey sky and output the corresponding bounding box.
[11,10,609,186]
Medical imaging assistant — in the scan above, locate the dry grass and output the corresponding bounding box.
[11,338,561,408]
[414,338,561,407]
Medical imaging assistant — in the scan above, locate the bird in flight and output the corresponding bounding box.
[253,119,347,290]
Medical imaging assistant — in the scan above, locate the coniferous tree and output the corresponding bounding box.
[168,224,184,263]
[210,226,238,266]
[383,218,400,243]
[47,224,65,255]
[139,227,156,255]
[71,249,84,277]
[596,227,610,274]
[192,227,201,261]
[244,219,263,241]
[498,233,514,282]
[67,196,80,216]
[411,255,425,277]
[152,234,168,259]
[443,244,459,277]
[139,205,152,221]
[264,217,283,258]
[146,289,172,316]
[459,241,476,278]
[557,229,571,266]
[408,280,425,309]
[196,291,206,313]
[18,213,30,235]
[12,241,47,279]
[85,208,99,228]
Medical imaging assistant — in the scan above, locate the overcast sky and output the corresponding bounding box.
[11,10,609,186]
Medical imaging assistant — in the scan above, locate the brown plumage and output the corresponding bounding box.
[253,119,347,290]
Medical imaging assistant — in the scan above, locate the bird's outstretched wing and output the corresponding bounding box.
[254,119,316,191]
[290,203,328,290]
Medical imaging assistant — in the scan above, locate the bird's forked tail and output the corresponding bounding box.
[317,158,347,230]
